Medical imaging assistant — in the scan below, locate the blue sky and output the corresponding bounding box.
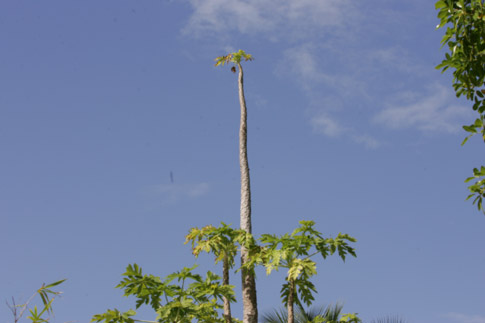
[1,1,485,322]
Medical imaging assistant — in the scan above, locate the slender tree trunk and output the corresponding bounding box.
[222,254,232,323]
[287,279,295,323]
[237,62,258,323]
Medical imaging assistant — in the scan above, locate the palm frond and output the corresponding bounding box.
[321,302,344,322]
[261,307,288,323]
[261,303,344,323]
[370,315,407,323]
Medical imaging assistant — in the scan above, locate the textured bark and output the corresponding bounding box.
[237,62,258,323]
[287,279,295,323]
[223,255,232,323]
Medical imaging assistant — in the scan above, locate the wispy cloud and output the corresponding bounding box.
[183,0,353,39]
[445,312,485,323]
[281,45,381,149]
[311,113,381,149]
[278,44,334,93]
[311,114,346,137]
[373,83,471,133]
[277,43,366,95]
[146,182,210,204]
[351,134,381,149]
[183,1,453,147]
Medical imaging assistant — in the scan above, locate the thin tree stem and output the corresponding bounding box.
[237,62,258,323]
[287,279,295,323]
[223,254,233,323]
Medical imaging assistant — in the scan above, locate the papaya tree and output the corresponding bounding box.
[92,52,361,323]
[246,221,358,323]
[215,50,258,323]
[92,264,237,323]
[436,0,485,213]
[93,221,360,323]
[185,223,242,323]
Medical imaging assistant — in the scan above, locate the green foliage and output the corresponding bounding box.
[91,309,136,323]
[461,115,485,145]
[189,221,356,312]
[465,165,485,210]
[27,306,50,323]
[214,50,253,69]
[251,221,356,309]
[338,313,361,323]
[91,264,238,323]
[95,221,357,323]
[8,279,66,323]
[436,0,485,213]
[185,223,241,268]
[187,223,261,274]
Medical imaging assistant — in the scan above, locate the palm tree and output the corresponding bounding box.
[261,303,344,323]
[370,315,407,323]
[215,50,257,323]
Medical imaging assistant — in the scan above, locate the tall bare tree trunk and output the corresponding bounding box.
[237,62,258,323]
[222,254,232,323]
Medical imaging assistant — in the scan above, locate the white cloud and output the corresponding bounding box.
[311,113,381,149]
[147,182,210,204]
[278,44,335,93]
[183,0,353,38]
[277,43,367,95]
[281,45,380,149]
[277,45,381,149]
[351,134,381,149]
[445,312,485,323]
[311,114,346,137]
[373,83,471,133]
[183,2,455,146]
[366,46,425,76]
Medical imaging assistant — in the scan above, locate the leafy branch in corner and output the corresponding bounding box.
[7,279,66,323]
[436,0,485,214]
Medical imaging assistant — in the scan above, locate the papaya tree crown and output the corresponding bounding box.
[214,49,253,68]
